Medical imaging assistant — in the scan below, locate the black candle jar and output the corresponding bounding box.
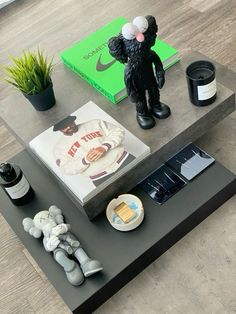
[186,60,216,106]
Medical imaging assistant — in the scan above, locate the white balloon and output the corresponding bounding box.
[122,23,138,40]
[133,16,148,33]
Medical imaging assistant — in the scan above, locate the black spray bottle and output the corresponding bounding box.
[0,163,34,205]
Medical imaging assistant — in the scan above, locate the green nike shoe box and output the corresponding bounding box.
[60,17,179,104]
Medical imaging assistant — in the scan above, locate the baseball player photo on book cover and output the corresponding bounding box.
[30,101,150,203]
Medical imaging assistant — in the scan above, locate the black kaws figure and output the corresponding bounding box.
[108,16,171,129]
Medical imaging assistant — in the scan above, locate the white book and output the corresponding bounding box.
[29,101,150,204]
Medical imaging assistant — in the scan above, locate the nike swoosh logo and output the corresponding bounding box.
[96,54,116,71]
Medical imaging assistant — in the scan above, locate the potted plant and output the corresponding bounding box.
[2,50,55,111]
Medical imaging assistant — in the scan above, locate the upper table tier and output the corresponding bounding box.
[0,51,235,218]
[0,51,235,149]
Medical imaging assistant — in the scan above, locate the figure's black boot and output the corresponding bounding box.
[151,102,171,119]
[136,100,156,129]
[136,113,156,129]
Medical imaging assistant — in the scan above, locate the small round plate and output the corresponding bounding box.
[106,194,144,231]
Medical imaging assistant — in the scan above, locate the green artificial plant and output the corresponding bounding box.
[2,50,54,95]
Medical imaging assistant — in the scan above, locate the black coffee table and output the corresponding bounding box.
[0,51,235,313]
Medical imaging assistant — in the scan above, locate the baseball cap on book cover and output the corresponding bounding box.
[53,116,77,131]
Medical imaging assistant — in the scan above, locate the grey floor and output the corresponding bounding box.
[0,0,235,313]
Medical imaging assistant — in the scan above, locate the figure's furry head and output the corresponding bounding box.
[108,15,158,63]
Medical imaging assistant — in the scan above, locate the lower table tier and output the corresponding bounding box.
[0,149,235,313]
